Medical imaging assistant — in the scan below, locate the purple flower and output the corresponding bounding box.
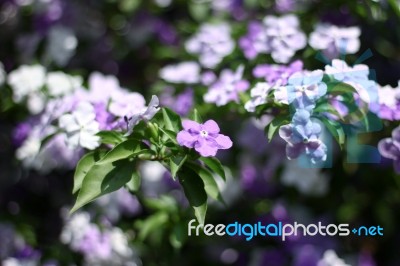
[159,62,200,84]
[275,70,327,110]
[78,226,112,260]
[177,120,233,157]
[263,15,307,63]
[185,23,234,69]
[160,88,194,116]
[378,126,400,173]
[309,23,360,58]
[204,65,249,106]
[239,21,268,60]
[253,60,303,86]
[12,121,34,147]
[377,84,400,121]
[279,110,327,164]
[174,89,194,116]
[94,102,115,130]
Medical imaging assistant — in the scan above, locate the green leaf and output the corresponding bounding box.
[70,159,135,213]
[96,131,126,145]
[136,212,169,241]
[126,171,141,192]
[169,222,187,249]
[199,157,226,181]
[319,116,345,149]
[97,139,144,165]
[186,163,224,203]
[169,155,187,179]
[178,168,208,225]
[73,150,106,194]
[159,127,178,144]
[191,109,203,123]
[162,108,182,132]
[266,116,290,142]
[314,103,344,120]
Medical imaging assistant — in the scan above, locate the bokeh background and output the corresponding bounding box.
[1,0,400,265]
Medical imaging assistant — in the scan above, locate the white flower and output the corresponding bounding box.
[317,250,351,266]
[378,84,400,108]
[60,211,92,250]
[109,228,132,257]
[7,65,46,102]
[159,61,201,84]
[245,82,274,112]
[46,71,82,97]
[15,134,41,166]
[59,102,100,150]
[126,95,160,135]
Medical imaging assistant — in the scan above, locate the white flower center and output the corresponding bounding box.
[200,130,208,137]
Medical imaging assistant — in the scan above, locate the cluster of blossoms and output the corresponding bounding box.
[60,211,139,266]
[8,64,159,172]
[239,15,360,63]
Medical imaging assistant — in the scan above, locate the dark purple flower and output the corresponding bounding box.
[94,102,115,130]
[13,122,33,147]
[177,120,233,157]
[378,126,400,173]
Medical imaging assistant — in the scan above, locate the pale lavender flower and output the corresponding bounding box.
[78,225,112,260]
[175,89,194,115]
[185,23,234,68]
[377,83,400,121]
[309,23,361,58]
[253,60,303,86]
[263,14,307,63]
[279,110,327,163]
[239,21,268,60]
[204,65,249,106]
[378,126,400,173]
[108,91,146,118]
[275,0,297,13]
[177,120,233,157]
[201,71,217,86]
[87,72,122,104]
[159,62,200,84]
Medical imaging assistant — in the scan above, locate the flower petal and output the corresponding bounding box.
[177,131,198,148]
[286,143,304,159]
[203,120,220,134]
[194,138,218,157]
[182,120,201,132]
[215,134,233,149]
